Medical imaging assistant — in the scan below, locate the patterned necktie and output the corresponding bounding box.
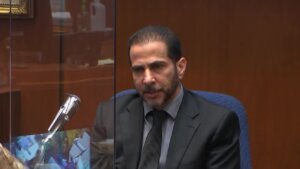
[138,110,167,169]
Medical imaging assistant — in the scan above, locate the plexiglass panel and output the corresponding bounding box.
[1,0,114,168]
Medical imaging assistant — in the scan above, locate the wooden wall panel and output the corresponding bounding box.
[116,0,300,169]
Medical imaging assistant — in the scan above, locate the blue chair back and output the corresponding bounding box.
[115,89,252,169]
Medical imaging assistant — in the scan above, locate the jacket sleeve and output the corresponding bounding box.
[90,102,114,169]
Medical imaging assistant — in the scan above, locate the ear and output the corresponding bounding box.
[176,57,187,79]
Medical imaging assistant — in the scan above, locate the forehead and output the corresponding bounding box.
[129,41,169,64]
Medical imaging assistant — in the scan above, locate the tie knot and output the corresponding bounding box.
[151,110,167,127]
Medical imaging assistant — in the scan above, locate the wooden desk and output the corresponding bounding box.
[8,63,114,136]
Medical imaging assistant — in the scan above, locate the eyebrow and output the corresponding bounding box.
[132,60,166,67]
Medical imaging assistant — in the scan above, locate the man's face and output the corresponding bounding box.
[129,41,186,109]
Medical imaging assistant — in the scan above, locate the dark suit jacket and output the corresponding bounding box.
[91,89,240,169]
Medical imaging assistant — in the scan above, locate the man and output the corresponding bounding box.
[92,25,240,169]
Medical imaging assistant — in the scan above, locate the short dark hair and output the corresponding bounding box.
[128,25,182,62]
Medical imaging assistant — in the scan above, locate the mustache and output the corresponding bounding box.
[142,85,160,93]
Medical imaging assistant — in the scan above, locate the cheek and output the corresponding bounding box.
[166,68,177,80]
[132,76,142,86]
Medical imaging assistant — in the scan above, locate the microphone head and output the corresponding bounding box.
[63,94,81,121]
[48,94,81,133]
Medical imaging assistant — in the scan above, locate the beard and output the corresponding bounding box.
[140,72,180,109]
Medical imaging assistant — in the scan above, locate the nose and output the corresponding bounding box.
[143,69,155,84]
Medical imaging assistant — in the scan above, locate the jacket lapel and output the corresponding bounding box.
[165,91,202,169]
[119,98,144,169]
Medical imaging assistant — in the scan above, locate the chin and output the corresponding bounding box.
[145,99,164,109]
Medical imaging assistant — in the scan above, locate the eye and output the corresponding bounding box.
[150,62,165,71]
[132,66,144,74]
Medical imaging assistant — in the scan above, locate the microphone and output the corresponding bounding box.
[36,94,80,166]
[48,94,81,133]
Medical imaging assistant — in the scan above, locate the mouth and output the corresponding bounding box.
[143,90,160,99]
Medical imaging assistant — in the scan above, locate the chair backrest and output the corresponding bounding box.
[115,89,252,169]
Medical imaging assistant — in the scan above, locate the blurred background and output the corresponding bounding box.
[0,0,115,141]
